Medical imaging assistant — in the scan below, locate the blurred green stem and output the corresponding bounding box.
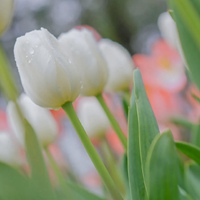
[45,147,74,198]
[96,94,127,150]
[0,43,18,101]
[171,117,194,129]
[101,138,125,195]
[62,102,123,200]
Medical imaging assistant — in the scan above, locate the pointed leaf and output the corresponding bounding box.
[128,69,159,200]
[146,131,180,200]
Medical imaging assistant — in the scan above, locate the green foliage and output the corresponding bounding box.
[185,163,200,200]
[145,131,180,200]
[128,69,159,200]
[176,142,200,165]
[0,162,32,200]
[169,0,200,89]
[24,120,57,200]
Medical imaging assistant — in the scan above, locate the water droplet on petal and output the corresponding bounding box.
[30,49,34,55]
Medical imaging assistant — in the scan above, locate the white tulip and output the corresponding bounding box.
[157,12,179,48]
[99,39,134,92]
[58,28,108,96]
[14,28,81,109]
[0,132,22,166]
[7,94,58,147]
[158,12,187,67]
[77,97,110,138]
[0,0,14,34]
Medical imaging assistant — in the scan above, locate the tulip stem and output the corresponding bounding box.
[0,44,18,101]
[96,94,127,150]
[62,102,123,200]
[101,138,125,195]
[45,147,65,187]
[44,147,74,199]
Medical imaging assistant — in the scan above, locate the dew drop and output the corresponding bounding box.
[30,49,34,55]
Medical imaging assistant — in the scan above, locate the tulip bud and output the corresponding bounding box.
[14,28,81,109]
[58,28,108,96]
[0,132,22,166]
[0,0,14,34]
[77,97,110,138]
[7,94,58,147]
[99,39,134,92]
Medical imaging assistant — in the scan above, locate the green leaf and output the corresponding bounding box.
[24,120,57,200]
[0,162,31,200]
[179,187,194,200]
[176,142,200,165]
[177,155,186,190]
[185,163,200,200]
[128,69,159,200]
[121,154,131,200]
[191,124,200,147]
[146,131,180,200]
[169,0,200,88]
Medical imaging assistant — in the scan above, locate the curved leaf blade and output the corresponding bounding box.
[169,0,200,88]
[146,131,180,200]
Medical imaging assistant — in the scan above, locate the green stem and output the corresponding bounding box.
[0,44,18,101]
[96,94,127,150]
[101,138,125,195]
[62,102,123,200]
[45,147,74,199]
[171,117,194,129]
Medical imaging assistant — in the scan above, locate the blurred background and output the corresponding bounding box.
[1,0,167,87]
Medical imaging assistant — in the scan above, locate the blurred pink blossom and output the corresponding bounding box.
[133,39,187,93]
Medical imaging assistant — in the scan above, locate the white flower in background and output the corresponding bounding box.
[58,28,108,96]
[77,97,110,138]
[14,28,81,109]
[7,94,58,147]
[0,0,14,34]
[158,12,187,67]
[157,12,179,48]
[99,39,134,92]
[0,132,22,166]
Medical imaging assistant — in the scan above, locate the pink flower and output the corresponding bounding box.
[0,110,8,131]
[133,39,187,93]
[145,86,183,123]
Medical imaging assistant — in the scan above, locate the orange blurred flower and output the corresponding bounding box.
[133,39,187,93]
